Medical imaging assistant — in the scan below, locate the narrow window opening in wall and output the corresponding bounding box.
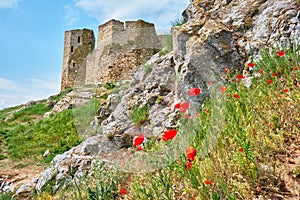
[73,63,75,67]
[71,46,74,53]
[78,36,81,43]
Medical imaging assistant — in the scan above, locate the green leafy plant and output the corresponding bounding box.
[171,17,186,26]
[156,96,164,104]
[103,82,115,90]
[130,105,150,125]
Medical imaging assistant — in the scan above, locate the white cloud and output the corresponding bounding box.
[0,99,5,107]
[73,0,189,29]
[64,4,80,26]
[0,77,60,110]
[27,78,60,90]
[0,0,20,8]
[0,77,22,90]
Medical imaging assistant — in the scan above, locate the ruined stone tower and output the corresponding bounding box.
[61,29,95,91]
[60,19,167,91]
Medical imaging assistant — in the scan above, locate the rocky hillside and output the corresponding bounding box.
[1,0,300,199]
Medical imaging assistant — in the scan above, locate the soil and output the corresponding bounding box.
[256,133,300,199]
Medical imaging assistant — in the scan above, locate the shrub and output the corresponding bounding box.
[103,82,115,90]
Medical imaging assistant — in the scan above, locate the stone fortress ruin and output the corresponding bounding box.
[61,19,170,91]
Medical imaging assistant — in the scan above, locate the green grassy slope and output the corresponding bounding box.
[41,45,299,200]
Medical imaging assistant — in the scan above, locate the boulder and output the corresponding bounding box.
[34,134,119,192]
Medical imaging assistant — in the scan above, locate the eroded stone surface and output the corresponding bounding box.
[13,0,300,197]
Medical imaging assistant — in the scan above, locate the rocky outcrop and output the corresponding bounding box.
[180,0,300,61]
[33,135,120,193]
[44,87,95,117]
[13,0,300,197]
[100,52,177,145]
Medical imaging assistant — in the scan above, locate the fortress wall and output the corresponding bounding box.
[99,48,158,83]
[62,19,167,87]
[85,19,160,85]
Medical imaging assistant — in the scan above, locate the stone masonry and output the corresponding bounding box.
[61,19,167,91]
[61,29,95,91]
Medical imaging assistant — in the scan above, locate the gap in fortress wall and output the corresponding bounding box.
[61,19,171,91]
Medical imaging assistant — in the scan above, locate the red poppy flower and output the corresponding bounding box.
[272,73,277,77]
[186,161,192,170]
[259,70,263,74]
[220,86,228,94]
[195,112,200,117]
[233,94,240,99]
[120,189,127,195]
[224,68,229,73]
[136,145,143,151]
[267,79,272,85]
[186,146,196,162]
[204,180,212,185]
[180,101,190,113]
[248,62,256,67]
[187,88,201,96]
[205,109,210,114]
[294,67,299,71]
[277,50,285,57]
[162,129,177,142]
[174,103,181,109]
[233,79,238,83]
[239,147,243,152]
[133,134,145,146]
[127,177,131,181]
[236,75,245,79]
[283,89,288,93]
[184,114,191,119]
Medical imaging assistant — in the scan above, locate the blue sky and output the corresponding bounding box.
[0,0,189,110]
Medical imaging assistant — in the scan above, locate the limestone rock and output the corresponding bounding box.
[13,182,35,199]
[34,134,119,193]
[14,0,300,197]
[101,52,176,145]
[97,94,121,122]
[51,96,72,114]
[183,0,300,60]
[43,149,51,157]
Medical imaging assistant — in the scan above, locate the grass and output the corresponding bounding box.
[171,17,186,27]
[130,105,150,125]
[3,44,299,199]
[49,87,73,102]
[0,97,100,164]
[41,43,300,199]
[8,103,51,122]
[159,35,172,57]
[0,192,14,200]
[5,109,83,162]
[0,105,22,120]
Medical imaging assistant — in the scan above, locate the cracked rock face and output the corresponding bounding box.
[101,52,177,145]
[13,0,300,197]
[182,0,300,60]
